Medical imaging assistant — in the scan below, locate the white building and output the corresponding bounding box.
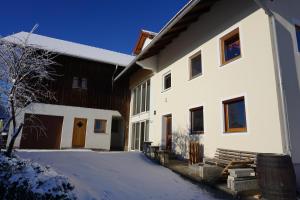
[116,0,300,190]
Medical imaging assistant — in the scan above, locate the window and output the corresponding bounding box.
[133,88,137,115]
[190,107,204,134]
[146,80,150,111]
[72,77,79,89]
[131,120,150,150]
[190,53,202,78]
[141,83,146,112]
[81,78,87,90]
[296,25,300,52]
[132,80,151,115]
[72,77,88,90]
[136,85,141,113]
[223,97,247,133]
[94,119,107,133]
[220,28,241,65]
[163,73,171,90]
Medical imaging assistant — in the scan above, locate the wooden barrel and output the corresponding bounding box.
[257,153,297,200]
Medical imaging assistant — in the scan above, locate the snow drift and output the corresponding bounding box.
[0,153,76,200]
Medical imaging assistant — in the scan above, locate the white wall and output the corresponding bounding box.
[133,0,285,158]
[11,103,121,150]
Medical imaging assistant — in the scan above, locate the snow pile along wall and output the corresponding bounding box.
[0,153,76,200]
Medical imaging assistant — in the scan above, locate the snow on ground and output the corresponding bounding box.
[18,151,232,200]
[0,153,75,199]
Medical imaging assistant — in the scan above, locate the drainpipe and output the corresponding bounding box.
[253,0,292,155]
[112,65,119,90]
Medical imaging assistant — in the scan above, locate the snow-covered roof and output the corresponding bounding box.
[141,29,157,36]
[3,32,135,67]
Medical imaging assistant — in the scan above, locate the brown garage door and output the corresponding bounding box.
[20,114,64,149]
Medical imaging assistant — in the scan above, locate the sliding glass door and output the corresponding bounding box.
[131,120,149,151]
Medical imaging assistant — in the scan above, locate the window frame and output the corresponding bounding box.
[72,77,88,90]
[81,78,88,90]
[189,51,203,80]
[296,24,300,52]
[72,77,79,89]
[131,120,150,151]
[162,71,172,92]
[94,119,107,134]
[190,106,204,135]
[223,96,247,133]
[220,28,242,66]
[132,79,151,116]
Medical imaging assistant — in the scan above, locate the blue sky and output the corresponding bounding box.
[0,0,187,55]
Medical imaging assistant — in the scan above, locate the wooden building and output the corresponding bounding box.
[5,32,134,151]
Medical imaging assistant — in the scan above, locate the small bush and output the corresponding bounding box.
[0,153,76,200]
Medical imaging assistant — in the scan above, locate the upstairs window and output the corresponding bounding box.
[94,119,107,133]
[81,78,87,90]
[132,80,150,115]
[190,107,204,134]
[163,72,171,91]
[223,97,247,133]
[296,25,300,52]
[72,77,79,89]
[190,52,202,79]
[72,77,87,90]
[221,28,241,65]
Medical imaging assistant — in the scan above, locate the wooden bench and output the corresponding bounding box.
[204,148,257,175]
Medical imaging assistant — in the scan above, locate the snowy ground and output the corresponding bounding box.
[18,151,232,200]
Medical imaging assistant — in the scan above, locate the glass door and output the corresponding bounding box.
[131,120,149,151]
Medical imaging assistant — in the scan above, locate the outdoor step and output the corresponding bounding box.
[189,163,223,182]
[228,168,255,178]
[227,175,258,192]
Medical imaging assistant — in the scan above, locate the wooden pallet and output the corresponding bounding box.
[189,141,204,164]
[204,148,257,175]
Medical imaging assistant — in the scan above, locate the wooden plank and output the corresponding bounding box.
[215,154,256,160]
[217,148,257,155]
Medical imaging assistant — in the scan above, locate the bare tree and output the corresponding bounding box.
[0,26,57,156]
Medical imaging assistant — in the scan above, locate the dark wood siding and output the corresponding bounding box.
[20,114,63,149]
[45,55,131,150]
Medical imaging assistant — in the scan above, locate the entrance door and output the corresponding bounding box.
[110,117,124,151]
[165,115,172,151]
[131,120,149,151]
[72,118,87,148]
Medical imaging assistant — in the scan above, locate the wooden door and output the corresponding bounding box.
[166,115,172,151]
[72,118,87,148]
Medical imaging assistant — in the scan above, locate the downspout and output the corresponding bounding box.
[112,65,119,90]
[254,0,292,155]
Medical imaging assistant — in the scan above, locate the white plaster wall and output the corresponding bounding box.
[140,0,284,158]
[11,103,121,150]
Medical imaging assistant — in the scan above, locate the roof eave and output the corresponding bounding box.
[115,0,213,81]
